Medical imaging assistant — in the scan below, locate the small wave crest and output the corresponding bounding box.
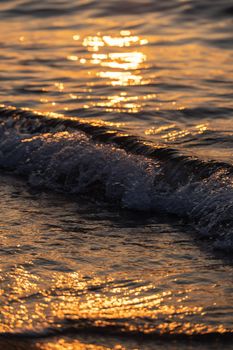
[0,106,233,251]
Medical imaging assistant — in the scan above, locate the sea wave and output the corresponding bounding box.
[0,105,232,251]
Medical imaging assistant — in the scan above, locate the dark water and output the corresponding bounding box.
[0,1,233,349]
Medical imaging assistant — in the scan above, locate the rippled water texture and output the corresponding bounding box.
[0,0,233,161]
[0,0,233,349]
[0,175,233,350]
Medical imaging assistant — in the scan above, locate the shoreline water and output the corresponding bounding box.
[0,1,233,348]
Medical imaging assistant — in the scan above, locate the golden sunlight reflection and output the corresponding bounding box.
[82,32,148,51]
[0,12,233,119]
[1,266,231,337]
[97,71,143,87]
[81,33,147,86]
[145,123,209,142]
[93,93,141,113]
[67,31,149,112]
[94,52,146,70]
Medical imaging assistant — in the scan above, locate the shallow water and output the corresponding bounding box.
[0,0,233,349]
[0,174,233,349]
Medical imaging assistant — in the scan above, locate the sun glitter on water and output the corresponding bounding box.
[67,31,149,113]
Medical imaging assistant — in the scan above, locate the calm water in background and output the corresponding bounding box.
[0,1,233,349]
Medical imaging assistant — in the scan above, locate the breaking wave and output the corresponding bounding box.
[0,105,233,251]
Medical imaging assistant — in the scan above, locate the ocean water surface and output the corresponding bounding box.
[0,0,233,349]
